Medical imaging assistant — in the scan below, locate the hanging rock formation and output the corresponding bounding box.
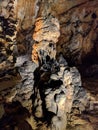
[0,0,98,130]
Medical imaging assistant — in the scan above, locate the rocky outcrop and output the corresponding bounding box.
[57,0,98,64]
[0,0,98,130]
[32,15,60,64]
[31,16,81,129]
[0,0,17,72]
[32,55,82,130]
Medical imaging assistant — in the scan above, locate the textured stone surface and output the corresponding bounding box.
[0,0,17,71]
[32,15,60,64]
[32,55,82,130]
[0,0,98,130]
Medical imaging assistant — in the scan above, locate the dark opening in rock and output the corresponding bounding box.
[92,13,97,19]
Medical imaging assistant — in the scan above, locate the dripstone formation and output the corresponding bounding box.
[0,0,98,130]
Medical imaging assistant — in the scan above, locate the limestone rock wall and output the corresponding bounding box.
[0,0,17,71]
[58,0,98,64]
[0,0,98,130]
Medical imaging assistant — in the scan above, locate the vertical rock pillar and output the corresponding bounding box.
[31,15,81,130]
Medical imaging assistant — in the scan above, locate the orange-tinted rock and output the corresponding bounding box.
[32,15,60,64]
[0,1,98,130]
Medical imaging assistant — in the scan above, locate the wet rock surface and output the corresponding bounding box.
[0,0,98,130]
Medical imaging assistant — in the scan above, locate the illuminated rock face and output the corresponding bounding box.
[31,16,82,129]
[0,0,98,130]
[32,15,60,64]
